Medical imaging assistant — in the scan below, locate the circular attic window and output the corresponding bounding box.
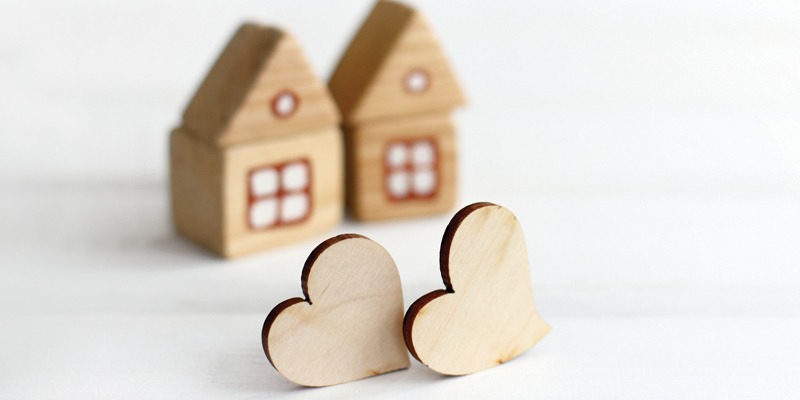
[271,90,300,118]
[403,68,431,94]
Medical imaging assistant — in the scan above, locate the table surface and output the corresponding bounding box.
[3,0,800,398]
[2,182,800,399]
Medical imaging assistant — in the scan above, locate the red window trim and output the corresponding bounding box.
[402,67,432,94]
[383,138,440,202]
[247,158,313,231]
[270,89,301,119]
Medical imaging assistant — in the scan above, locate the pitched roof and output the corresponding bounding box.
[182,23,340,147]
[329,1,465,124]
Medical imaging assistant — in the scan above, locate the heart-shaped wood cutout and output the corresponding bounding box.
[403,203,551,375]
[262,234,410,386]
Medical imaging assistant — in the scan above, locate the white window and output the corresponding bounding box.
[248,159,311,230]
[385,139,438,200]
[271,89,299,118]
[403,68,431,94]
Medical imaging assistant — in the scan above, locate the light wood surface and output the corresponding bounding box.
[170,126,225,254]
[7,182,800,398]
[171,22,343,257]
[182,23,340,147]
[404,203,551,375]
[344,112,456,221]
[262,234,410,387]
[170,126,343,258]
[329,0,465,124]
[10,0,800,397]
[330,1,464,221]
[222,127,343,258]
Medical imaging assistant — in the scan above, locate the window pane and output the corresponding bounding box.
[251,168,279,197]
[387,170,411,199]
[411,140,435,166]
[386,143,408,168]
[250,198,278,228]
[272,91,298,118]
[404,69,430,93]
[281,193,309,222]
[282,162,309,191]
[413,167,437,196]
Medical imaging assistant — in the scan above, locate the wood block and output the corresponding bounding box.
[222,126,343,257]
[403,203,551,375]
[329,0,465,124]
[262,234,410,387]
[330,1,465,221]
[183,23,340,147]
[170,127,225,254]
[170,126,343,258]
[170,22,343,257]
[344,111,456,221]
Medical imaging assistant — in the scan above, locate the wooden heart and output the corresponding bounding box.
[403,203,551,375]
[262,234,410,386]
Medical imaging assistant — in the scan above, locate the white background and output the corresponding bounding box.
[2,0,800,398]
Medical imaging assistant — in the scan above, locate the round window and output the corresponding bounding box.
[403,68,431,94]
[271,90,299,118]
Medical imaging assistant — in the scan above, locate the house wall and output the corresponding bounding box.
[170,127,225,254]
[346,111,456,221]
[221,126,343,257]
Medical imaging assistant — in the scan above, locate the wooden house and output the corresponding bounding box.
[170,23,343,258]
[329,0,465,221]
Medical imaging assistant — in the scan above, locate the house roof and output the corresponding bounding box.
[182,23,340,147]
[329,0,465,124]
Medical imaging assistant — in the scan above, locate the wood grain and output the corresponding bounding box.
[170,126,225,254]
[329,0,465,124]
[221,127,343,258]
[170,22,343,257]
[262,234,410,387]
[330,1,464,221]
[344,112,456,221]
[170,126,343,258]
[183,23,340,147]
[403,203,551,375]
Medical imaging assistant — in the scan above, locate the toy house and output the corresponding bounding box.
[329,0,465,221]
[170,23,343,258]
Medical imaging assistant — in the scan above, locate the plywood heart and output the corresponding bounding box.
[262,234,409,386]
[404,202,551,375]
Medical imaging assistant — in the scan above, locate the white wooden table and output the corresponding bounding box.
[2,183,799,398]
[3,0,800,397]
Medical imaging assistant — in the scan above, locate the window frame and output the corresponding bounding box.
[402,67,432,94]
[383,138,440,202]
[247,158,313,231]
[270,89,301,119]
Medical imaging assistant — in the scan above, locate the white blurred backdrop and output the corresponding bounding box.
[3,0,800,187]
[2,1,800,398]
